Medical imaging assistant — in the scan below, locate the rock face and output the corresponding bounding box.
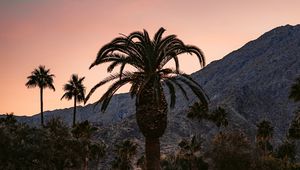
[195,24,300,139]
[8,24,300,154]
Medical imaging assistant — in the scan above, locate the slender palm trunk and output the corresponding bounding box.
[40,87,44,127]
[73,96,77,127]
[145,137,161,170]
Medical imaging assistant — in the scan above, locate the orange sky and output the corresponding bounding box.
[1,0,300,116]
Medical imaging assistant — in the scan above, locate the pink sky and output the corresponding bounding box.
[1,0,300,116]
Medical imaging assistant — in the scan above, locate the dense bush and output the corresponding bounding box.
[0,114,105,170]
[209,131,253,170]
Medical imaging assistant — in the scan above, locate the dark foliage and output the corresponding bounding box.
[209,131,253,170]
[0,114,105,170]
[188,102,228,128]
[111,139,138,170]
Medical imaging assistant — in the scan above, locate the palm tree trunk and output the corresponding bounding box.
[83,156,88,170]
[40,87,44,127]
[136,82,167,170]
[145,137,161,170]
[73,96,77,127]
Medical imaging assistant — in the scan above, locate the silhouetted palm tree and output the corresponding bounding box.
[256,120,274,156]
[61,74,85,126]
[72,121,104,170]
[289,78,300,102]
[188,103,228,130]
[177,136,208,170]
[85,27,208,169]
[187,102,210,120]
[26,65,55,126]
[112,139,137,170]
[209,107,229,129]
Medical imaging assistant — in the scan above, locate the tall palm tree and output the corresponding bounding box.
[26,65,55,126]
[61,74,85,127]
[85,27,209,169]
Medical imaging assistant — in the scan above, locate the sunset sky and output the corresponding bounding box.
[1,0,300,116]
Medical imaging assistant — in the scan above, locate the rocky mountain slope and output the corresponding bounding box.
[4,24,300,158]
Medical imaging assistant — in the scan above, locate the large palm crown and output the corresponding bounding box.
[61,74,85,102]
[26,65,55,90]
[85,27,208,110]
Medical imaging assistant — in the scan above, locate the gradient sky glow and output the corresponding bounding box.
[1,0,300,116]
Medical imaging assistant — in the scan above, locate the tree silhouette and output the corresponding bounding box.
[112,139,137,170]
[289,78,300,102]
[187,102,210,120]
[85,27,208,169]
[26,65,55,126]
[176,135,208,170]
[210,131,253,170]
[256,120,274,157]
[61,74,85,127]
[72,121,105,170]
[188,103,228,130]
[209,107,229,129]
[288,79,300,140]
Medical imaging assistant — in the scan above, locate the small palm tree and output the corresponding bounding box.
[188,103,228,130]
[209,107,228,129]
[61,74,85,127]
[112,139,137,170]
[85,27,209,169]
[72,121,104,170]
[289,78,300,102]
[256,120,274,156]
[71,120,97,139]
[187,102,210,120]
[177,135,208,170]
[26,65,55,126]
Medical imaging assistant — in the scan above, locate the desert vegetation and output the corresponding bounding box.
[1,108,300,169]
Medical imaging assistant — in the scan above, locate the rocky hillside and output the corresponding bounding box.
[5,24,300,157]
[196,24,300,139]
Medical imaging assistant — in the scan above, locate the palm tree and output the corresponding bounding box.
[210,107,229,129]
[85,27,208,170]
[187,102,210,121]
[188,103,228,130]
[256,120,274,156]
[26,65,55,126]
[177,135,208,170]
[61,74,85,127]
[289,78,300,102]
[112,139,137,170]
[72,121,105,170]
